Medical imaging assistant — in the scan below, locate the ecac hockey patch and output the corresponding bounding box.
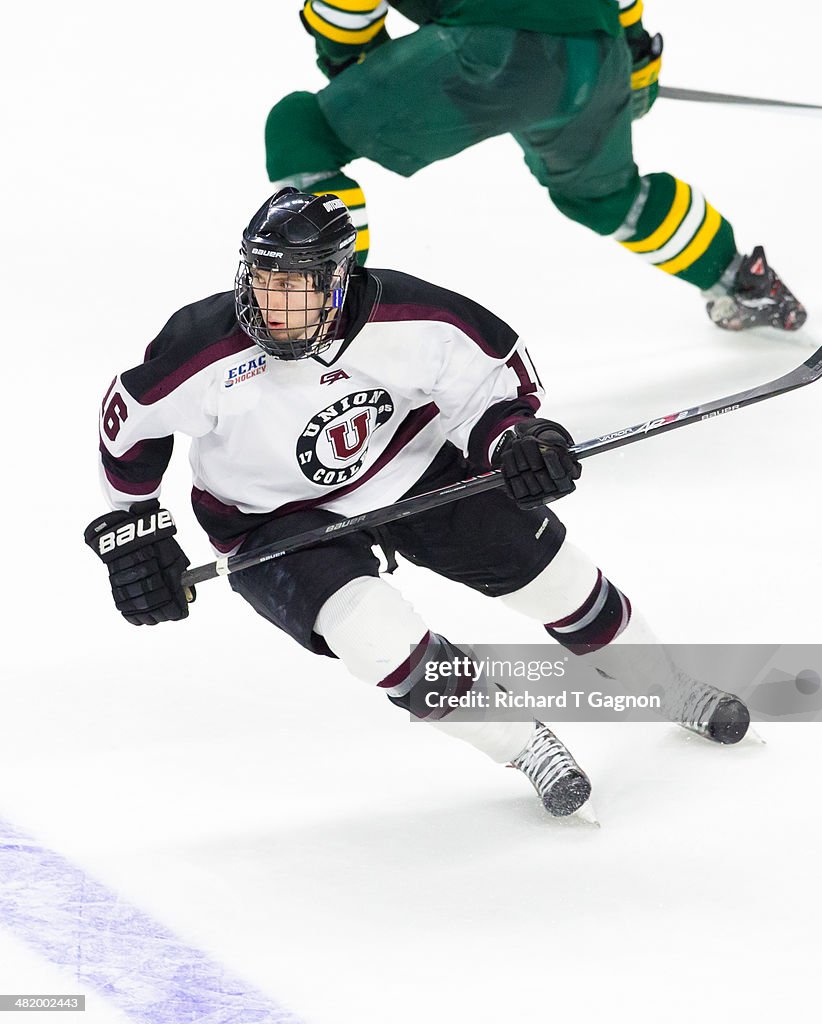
[224,353,267,389]
[297,389,394,486]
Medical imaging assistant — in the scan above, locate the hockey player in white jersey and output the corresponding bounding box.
[85,189,751,817]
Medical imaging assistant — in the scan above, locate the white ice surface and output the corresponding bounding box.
[2,1,822,1022]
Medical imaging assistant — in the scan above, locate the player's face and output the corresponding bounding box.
[250,268,329,342]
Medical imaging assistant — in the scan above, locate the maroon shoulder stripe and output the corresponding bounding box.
[141,330,253,405]
[370,303,508,358]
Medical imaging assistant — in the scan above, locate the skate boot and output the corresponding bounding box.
[706,246,806,331]
[511,722,591,816]
[665,673,750,744]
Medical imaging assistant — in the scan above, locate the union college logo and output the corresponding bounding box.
[296,389,395,486]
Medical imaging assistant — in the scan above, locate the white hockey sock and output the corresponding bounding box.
[499,541,601,623]
[585,608,670,685]
[315,576,427,686]
[500,540,683,702]
[430,718,537,764]
[587,612,701,715]
[315,577,537,762]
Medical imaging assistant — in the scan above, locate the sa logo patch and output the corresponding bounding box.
[297,389,394,486]
[320,369,350,386]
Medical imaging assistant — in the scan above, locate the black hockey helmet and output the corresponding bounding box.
[235,187,358,360]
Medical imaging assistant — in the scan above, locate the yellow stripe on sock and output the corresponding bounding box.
[621,179,690,254]
[328,0,383,12]
[355,228,370,252]
[303,3,386,43]
[657,205,722,275]
[619,1,644,28]
[315,186,366,209]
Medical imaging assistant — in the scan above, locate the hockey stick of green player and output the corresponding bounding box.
[660,85,822,114]
[181,342,822,587]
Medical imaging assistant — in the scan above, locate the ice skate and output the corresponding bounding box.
[706,246,806,331]
[665,672,750,744]
[511,722,592,817]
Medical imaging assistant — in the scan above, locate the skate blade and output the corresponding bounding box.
[674,722,766,746]
[572,800,600,827]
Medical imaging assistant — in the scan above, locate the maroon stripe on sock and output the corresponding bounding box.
[551,587,633,655]
[546,570,604,631]
[377,631,432,690]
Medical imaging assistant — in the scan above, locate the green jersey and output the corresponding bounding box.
[300,1,622,71]
[391,1,620,36]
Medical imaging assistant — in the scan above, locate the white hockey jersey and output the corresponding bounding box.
[98,268,543,552]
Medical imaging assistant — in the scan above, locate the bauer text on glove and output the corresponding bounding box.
[84,499,195,626]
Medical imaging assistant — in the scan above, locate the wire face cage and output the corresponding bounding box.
[234,259,351,360]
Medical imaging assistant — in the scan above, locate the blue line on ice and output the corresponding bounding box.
[0,817,303,1024]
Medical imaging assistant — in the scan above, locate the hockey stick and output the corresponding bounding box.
[181,343,822,587]
[660,85,822,115]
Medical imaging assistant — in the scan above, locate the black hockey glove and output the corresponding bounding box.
[626,26,663,120]
[491,419,582,509]
[84,499,195,625]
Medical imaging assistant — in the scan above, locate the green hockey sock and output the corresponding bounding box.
[613,172,738,289]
